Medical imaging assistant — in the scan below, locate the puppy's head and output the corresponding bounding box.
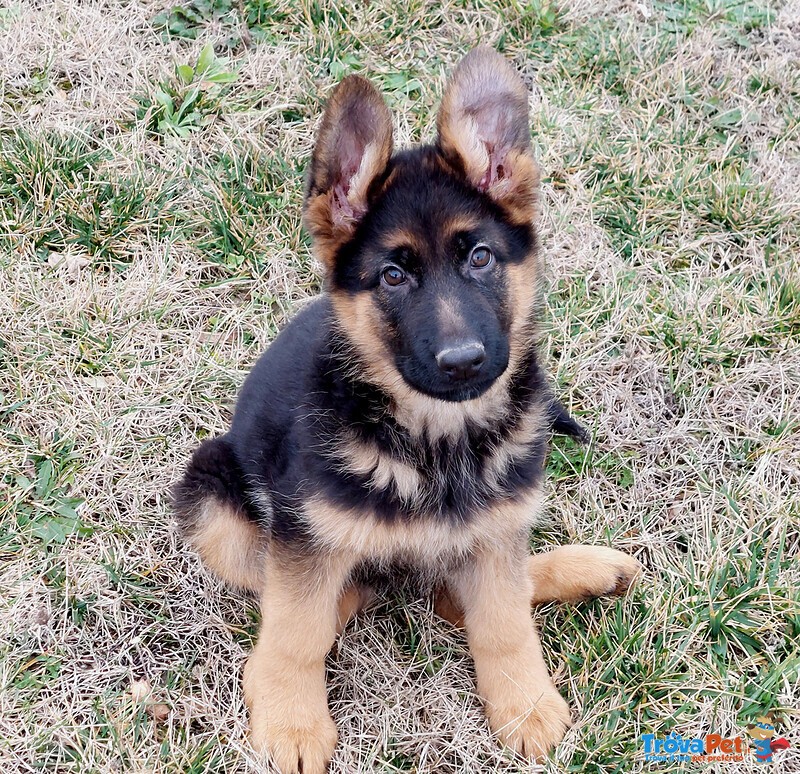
[304,47,541,403]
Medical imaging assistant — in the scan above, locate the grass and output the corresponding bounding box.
[1,0,799,772]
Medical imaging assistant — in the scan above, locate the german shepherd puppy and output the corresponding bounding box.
[174,47,641,772]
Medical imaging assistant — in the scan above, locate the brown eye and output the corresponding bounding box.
[470,245,494,269]
[381,266,406,287]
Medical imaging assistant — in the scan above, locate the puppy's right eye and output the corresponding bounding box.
[381,266,407,287]
[469,245,494,269]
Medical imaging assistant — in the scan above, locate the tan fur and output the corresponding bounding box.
[244,547,356,773]
[436,296,467,339]
[445,531,571,761]
[436,544,642,628]
[505,258,543,354]
[379,228,422,253]
[528,546,642,604]
[330,289,389,377]
[369,454,422,502]
[184,499,265,592]
[483,403,547,492]
[334,433,423,504]
[348,141,385,216]
[303,193,343,268]
[302,487,544,569]
[433,584,465,628]
[441,213,483,238]
[389,378,512,441]
[328,241,542,441]
[442,116,490,188]
[492,150,541,225]
[336,583,375,634]
[303,76,393,270]
[185,50,645,769]
[322,57,545,444]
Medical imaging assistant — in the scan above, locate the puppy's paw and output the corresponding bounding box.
[249,712,337,774]
[244,651,337,774]
[486,684,571,761]
[581,546,641,597]
[529,545,642,605]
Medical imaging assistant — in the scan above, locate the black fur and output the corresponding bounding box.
[547,399,589,444]
[172,436,252,526]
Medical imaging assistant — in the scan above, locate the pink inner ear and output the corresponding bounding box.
[330,181,367,228]
[329,135,370,227]
[330,182,355,227]
[477,141,511,192]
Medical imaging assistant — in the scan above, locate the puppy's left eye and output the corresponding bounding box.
[382,266,407,287]
[469,245,494,269]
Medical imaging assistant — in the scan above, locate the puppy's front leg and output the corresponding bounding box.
[449,537,571,761]
[244,547,352,774]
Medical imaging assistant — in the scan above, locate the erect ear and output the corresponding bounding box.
[436,46,539,223]
[303,75,393,269]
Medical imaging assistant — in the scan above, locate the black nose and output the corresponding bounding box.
[436,342,486,381]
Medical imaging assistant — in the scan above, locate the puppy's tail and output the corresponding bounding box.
[546,397,589,443]
[172,436,266,593]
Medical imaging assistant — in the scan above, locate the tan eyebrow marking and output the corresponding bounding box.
[443,215,481,238]
[381,229,421,252]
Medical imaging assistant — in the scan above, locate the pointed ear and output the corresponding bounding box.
[437,47,539,223]
[304,75,393,269]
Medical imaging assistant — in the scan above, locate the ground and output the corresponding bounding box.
[1,1,799,772]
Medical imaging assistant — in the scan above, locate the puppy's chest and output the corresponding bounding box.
[303,412,547,565]
[304,485,542,568]
[327,408,547,519]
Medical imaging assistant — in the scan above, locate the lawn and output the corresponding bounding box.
[1,1,798,772]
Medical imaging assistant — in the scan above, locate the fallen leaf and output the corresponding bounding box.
[129,678,152,703]
[146,703,170,723]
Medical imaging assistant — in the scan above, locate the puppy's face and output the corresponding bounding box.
[304,48,541,402]
[331,152,535,401]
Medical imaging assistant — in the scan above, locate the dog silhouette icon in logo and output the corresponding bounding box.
[746,713,791,763]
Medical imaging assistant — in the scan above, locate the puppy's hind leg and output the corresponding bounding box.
[435,546,641,624]
[173,437,266,593]
[336,583,376,634]
[529,545,641,605]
